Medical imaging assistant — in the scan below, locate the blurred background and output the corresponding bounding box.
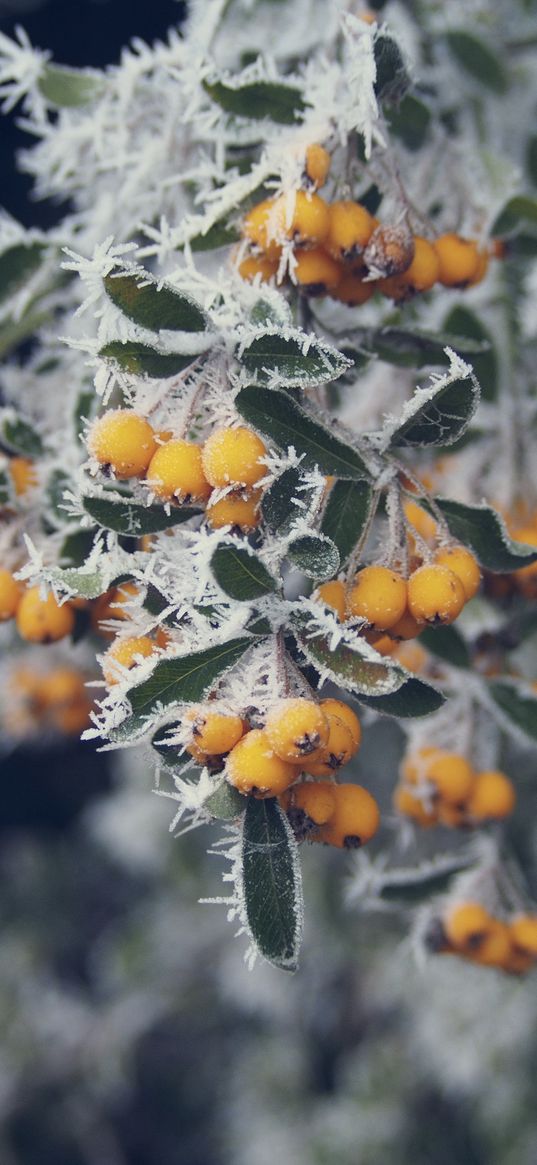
[1,3,537,1164]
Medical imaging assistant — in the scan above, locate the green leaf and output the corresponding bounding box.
[0,309,52,360]
[287,534,339,581]
[203,78,307,125]
[99,341,198,379]
[489,681,537,743]
[59,529,97,568]
[74,389,97,436]
[356,326,490,370]
[491,195,537,238]
[373,34,410,104]
[294,619,404,697]
[261,467,314,535]
[419,625,471,669]
[357,676,445,717]
[433,498,537,572]
[235,386,371,480]
[0,243,45,305]
[38,63,105,107]
[387,367,479,449]
[377,855,475,904]
[103,273,208,333]
[120,638,253,735]
[0,414,44,457]
[320,480,374,567]
[445,30,507,93]
[48,564,105,599]
[0,469,12,507]
[241,798,303,972]
[211,544,277,600]
[203,780,246,820]
[237,331,351,386]
[443,306,497,401]
[388,94,431,151]
[83,495,200,535]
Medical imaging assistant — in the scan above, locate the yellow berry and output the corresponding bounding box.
[325,201,374,263]
[466,920,513,969]
[16,587,75,643]
[330,271,374,305]
[391,639,428,674]
[51,701,91,735]
[289,780,337,825]
[226,729,297,797]
[435,545,481,601]
[318,783,380,848]
[434,234,480,287]
[509,915,537,956]
[389,609,424,640]
[467,248,489,287]
[444,902,493,951]
[205,489,262,530]
[0,570,22,621]
[393,784,438,827]
[88,410,157,479]
[318,698,362,750]
[147,439,212,503]
[242,198,284,260]
[102,635,156,685]
[265,697,329,763]
[202,427,267,490]
[362,630,396,656]
[185,707,245,761]
[10,457,37,496]
[238,254,280,282]
[285,190,330,246]
[302,715,357,777]
[404,499,438,544]
[466,770,516,821]
[424,751,475,805]
[313,580,346,620]
[347,565,408,631]
[401,235,440,292]
[407,564,466,625]
[304,144,331,190]
[39,667,87,707]
[293,247,342,294]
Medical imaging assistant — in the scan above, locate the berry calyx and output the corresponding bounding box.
[265,697,329,762]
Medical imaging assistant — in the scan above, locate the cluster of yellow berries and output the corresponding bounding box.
[394,747,516,829]
[88,411,268,531]
[10,664,92,736]
[167,695,379,848]
[239,145,496,303]
[429,902,537,975]
[0,573,78,644]
[315,544,481,653]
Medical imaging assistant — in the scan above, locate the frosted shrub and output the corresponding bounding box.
[0,0,536,971]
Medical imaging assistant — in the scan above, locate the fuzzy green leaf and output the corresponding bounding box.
[48,564,104,599]
[357,676,445,718]
[103,273,208,333]
[0,243,45,305]
[387,370,479,449]
[388,94,431,150]
[489,681,537,743]
[374,34,410,104]
[419,625,471,669]
[237,331,351,386]
[294,621,404,697]
[320,480,374,567]
[287,534,339,581]
[443,306,497,401]
[261,467,314,534]
[0,414,44,457]
[242,798,303,972]
[378,856,475,904]
[356,326,489,370]
[99,341,197,379]
[433,498,537,571]
[38,63,105,106]
[83,495,200,535]
[492,195,537,237]
[59,529,98,568]
[445,30,507,93]
[203,78,307,124]
[235,386,370,480]
[0,469,11,507]
[203,780,246,820]
[211,544,277,600]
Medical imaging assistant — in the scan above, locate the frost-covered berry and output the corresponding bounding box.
[88,410,157,479]
[319,698,362,750]
[202,427,267,489]
[292,246,342,294]
[318,783,380,848]
[364,223,415,277]
[407,564,466,625]
[185,707,245,761]
[325,201,375,262]
[0,570,22,621]
[393,785,438,827]
[102,635,156,685]
[147,439,212,503]
[238,254,280,282]
[265,697,329,762]
[347,565,408,631]
[313,580,346,620]
[226,729,297,797]
[287,780,337,826]
[205,489,262,530]
[16,587,75,643]
[302,714,358,777]
[304,144,331,190]
[435,545,481,601]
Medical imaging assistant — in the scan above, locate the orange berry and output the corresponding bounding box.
[364,224,415,277]
[313,580,346,620]
[284,190,330,246]
[511,525,537,597]
[302,715,358,777]
[362,630,396,656]
[404,499,438,544]
[407,564,466,625]
[401,235,440,292]
[16,587,75,643]
[102,635,156,685]
[391,639,428,674]
[389,609,424,640]
[265,698,329,763]
[424,752,475,805]
[509,915,537,956]
[0,570,22,621]
[202,427,267,490]
[51,701,92,735]
[318,699,362,750]
[434,545,481,601]
[304,144,331,190]
[444,902,493,951]
[10,457,37,496]
[39,667,86,708]
[205,489,262,531]
[401,746,442,786]
[238,254,280,282]
[466,770,516,821]
[226,729,297,797]
[393,784,438,827]
[330,272,374,305]
[325,201,375,262]
[467,248,489,286]
[88,410,157,479]
[466,920,513,969]
[242,198,284,260]
[318,783,380,848]
[347,565,408,631]
[185,707,245,760]
[292,247,342,294]
[289,780,337,825]
[434,234,480,287]
[147,439,212,503]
